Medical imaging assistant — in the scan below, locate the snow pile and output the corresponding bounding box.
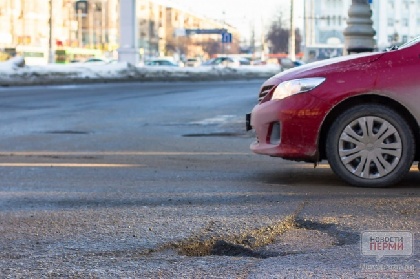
[0,58,281,86]
[0,56,25,70]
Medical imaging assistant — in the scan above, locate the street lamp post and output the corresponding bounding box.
[289,0,295,61]
[48,0,54,63]
[101,0,106,50]
[343,0,375,54]
[118,0,139,64]
[8,0,15,47]
[89,2,93,48]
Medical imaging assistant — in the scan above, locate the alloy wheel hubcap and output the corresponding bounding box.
[338,116,402,179]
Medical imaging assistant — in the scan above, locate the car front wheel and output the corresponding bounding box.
[326,104,415,187]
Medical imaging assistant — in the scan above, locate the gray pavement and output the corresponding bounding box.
[0,81,418,278]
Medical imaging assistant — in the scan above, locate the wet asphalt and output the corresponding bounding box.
[0,81,418,278]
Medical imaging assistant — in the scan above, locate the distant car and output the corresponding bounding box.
[201,58,216,66]
[185,58,201,67]
[84,57,113,64]
[278,57,295,71]
[247,36,420,187]
[145,59,179,67]
[238,57,251,65]
[293,60,305,67]
[202,56,246,67]
[251,59,267,66]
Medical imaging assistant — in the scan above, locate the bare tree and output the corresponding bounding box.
[267,13,302,54]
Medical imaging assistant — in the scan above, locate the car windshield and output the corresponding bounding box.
[397,35,420,50]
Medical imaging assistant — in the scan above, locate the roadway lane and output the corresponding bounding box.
[0,81,418,277]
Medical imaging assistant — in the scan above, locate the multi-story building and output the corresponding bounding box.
[0,0,240,64]
[304,0,419,52]
[304,0,351,46]
[0,0,51,60]
[0,0,120,63]
[138,0,167,59]
[0,0,47,48]
[371,0,419,49]
[72,0,119,50]
[165,6,240,60]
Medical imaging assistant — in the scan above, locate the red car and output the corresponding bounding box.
[247,36,420,187]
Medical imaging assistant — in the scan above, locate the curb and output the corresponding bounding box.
[0,64,280,86]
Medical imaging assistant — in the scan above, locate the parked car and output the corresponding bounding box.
[278,57,295,71]
[202,56,245,67]
[293,60,305,67]
[246,36,420,187]
[185,58,201,67]
[145,59,179,67]
[84,57,116,64]
[238,57,252,65]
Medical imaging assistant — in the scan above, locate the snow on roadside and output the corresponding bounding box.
[0,58,281,86]
[0,56,25,70]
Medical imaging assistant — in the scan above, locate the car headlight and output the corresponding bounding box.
[271,77,326,101]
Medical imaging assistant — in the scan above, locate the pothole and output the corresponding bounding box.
[182,132,246,138]
[210,240,284,259]
[294,218,359,246]
[170,203,306,258]
[171,215,297,258]
[167,203,359,258]
[45,130,91,135]
[26,155,99,160]
[189,115,239,126]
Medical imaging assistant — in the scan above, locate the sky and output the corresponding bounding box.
[160,0,304,41]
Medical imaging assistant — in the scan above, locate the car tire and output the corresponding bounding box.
[326,104,415,187]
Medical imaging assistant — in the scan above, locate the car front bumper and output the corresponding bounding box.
[248,93,330,162]
[245,113,252,131]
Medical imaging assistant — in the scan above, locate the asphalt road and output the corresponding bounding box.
[0,81,418,278]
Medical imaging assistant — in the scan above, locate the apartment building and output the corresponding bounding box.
[372,0,420,49]
[0,0,120,63]
[304,0,420,51]
[0,0,240,64]
[165,6,240,60]
[138,0,166,59]
[304,0,352,46]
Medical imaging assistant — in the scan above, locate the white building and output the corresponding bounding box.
[304,0,420,51]
[371,0,420,50]
[304,0,352,46]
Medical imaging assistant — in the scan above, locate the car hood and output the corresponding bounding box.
[263,51,385,86]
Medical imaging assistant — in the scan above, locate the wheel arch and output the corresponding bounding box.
[318,94,420,161]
